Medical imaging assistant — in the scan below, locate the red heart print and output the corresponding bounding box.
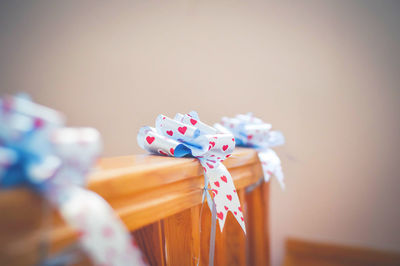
[222,145,229,151]
[226,154,231,158]
[2,97,13,113]
[146,136,155,144]
[234,211,237,215]
[211,189,218,195]
[159,150,168,156]
[232,138,235,142]
[178,126,187,135]
[77,230,86,238]
[203,167,207,172]
[221,176,227,183]
[217,212,224,220]
[206,162,214,169]
[132,239,139,248]
[247,135,253,140]
[241,217,244,221]
[34,118,44,129]
[190,119,197,125]
[227,194,232,201]
[209,141,215,147]
[224,206,228,211]
[233,190,236,193]
[170,148,174,155]
[238,206,242,212]
[166,130,173,136]
[214,181,220,187]
[102,226,114,238]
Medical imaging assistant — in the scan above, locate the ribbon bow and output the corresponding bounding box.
[138,111,245,233]
[215,113,285,189]
[0,95,146,266]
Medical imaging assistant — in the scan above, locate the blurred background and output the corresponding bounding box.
[1,1,399,265]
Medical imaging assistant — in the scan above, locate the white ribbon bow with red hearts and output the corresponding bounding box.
[137,111,246,233]
[0,95,146,266]
[215,113,285,189]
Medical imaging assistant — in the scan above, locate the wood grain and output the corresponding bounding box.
[0,148,265,265]
[0,189,44,266]
[246,181,270,266]
[132,221,166,266]
[224,189,247,266]
[283,238,400,266]
[163,209,197,266]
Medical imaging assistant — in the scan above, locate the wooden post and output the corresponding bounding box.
[132,221,166,266]
[246,181,270,266]
[163,208,200,266]
[224,189,247,266]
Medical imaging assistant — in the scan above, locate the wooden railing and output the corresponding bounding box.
[0,148,270,266]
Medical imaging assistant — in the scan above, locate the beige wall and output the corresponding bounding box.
[1,1,400,265]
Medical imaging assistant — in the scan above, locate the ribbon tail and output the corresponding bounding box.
[274,164,285,190]
[198,181,216,266]
[202,173,213,211]
[208,199,217,266]
[203,162,246,234]
[258,149,285,190]
[46,186,146,266]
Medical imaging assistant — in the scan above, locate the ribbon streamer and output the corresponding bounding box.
[215,113,285,189]
[137,111,246,233]
[0,95,146,266]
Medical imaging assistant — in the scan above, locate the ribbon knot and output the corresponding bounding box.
[138,111,246,233]
[215,113,286,189]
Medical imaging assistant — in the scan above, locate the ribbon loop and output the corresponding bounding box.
[176,112,217,135]
[138,112,246,233]
[156,115,201,141]
[216,113,285,189]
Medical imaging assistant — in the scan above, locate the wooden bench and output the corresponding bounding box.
[0,148,270,266]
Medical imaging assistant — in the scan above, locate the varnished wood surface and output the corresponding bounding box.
[246,181,270,266]
[0,189,44,266]
[132,222,166,266]
[225,189,247,266]
[163,208,197,265]
[52,148,262,248]
[0,148,265,265]
[283,238,400,266]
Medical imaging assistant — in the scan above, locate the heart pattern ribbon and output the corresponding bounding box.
[137,111,245,233]
[215,113,285,189]
[0,95,146,266]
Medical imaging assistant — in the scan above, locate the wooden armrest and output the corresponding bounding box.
[0,148,265,265]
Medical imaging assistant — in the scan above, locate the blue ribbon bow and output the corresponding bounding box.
[215,113,286,189]
[0,95,146,266]
[138,111,246,232]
